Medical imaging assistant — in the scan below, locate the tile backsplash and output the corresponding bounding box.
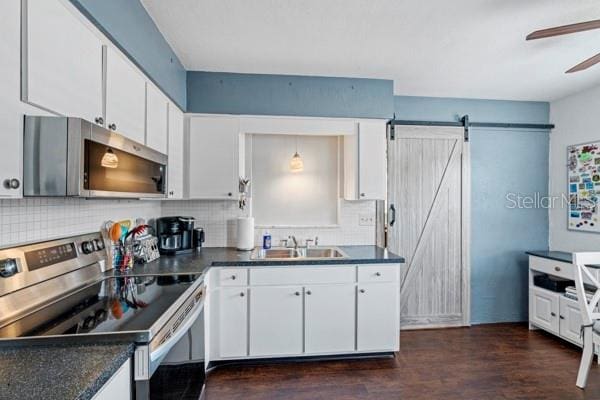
[0,198,161,247]
[0,198,376,248]
[162,199,377,247]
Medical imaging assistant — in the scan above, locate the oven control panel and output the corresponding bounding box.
[25,243,77,271]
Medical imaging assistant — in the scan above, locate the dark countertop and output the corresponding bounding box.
[0,342,134,400]
[4,246,402,400]
[526,250,600,268]
[120,246,404,276]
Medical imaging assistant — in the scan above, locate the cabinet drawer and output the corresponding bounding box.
[529,256,599,284]
[250,266,355,286]
[219,269,248,286]
[358,265,399,283]
[529,256,573,280]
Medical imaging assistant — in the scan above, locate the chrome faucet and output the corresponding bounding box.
[289,235,299,250]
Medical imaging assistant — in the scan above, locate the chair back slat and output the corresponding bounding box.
[573,252,600,326]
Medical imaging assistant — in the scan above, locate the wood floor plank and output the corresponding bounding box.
[204,323,600,399]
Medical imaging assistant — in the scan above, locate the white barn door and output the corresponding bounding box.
[388,125,470,329]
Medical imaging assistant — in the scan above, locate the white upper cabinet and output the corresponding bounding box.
[344,121,387,200]
[145,83,168,153]
[23,0,103,123]
[0,0,25,197]
[167,103,184,199]
[105,47,146,144]
[188,115,243,200]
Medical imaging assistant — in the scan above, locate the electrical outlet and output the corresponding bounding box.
[359,214,375,226]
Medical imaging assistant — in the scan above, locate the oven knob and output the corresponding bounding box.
[93,239,105,251]
[81,241,94,254]
[0,258,18,278]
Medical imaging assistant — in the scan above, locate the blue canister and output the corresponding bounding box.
[262,232,272,249]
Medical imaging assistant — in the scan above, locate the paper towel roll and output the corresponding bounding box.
[237,217,255,250]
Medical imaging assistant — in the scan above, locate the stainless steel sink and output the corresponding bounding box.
[251,247,347,260]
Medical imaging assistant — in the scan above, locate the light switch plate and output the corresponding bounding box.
[359,214,375,226]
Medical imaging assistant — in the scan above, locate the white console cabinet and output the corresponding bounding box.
[205,264,400,364]
[528,255,598,348]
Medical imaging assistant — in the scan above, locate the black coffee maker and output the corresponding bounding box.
[156,216,196,255]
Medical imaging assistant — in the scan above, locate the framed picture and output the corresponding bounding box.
[568,141,600,232]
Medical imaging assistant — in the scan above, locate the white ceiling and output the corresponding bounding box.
[142,0,600,101]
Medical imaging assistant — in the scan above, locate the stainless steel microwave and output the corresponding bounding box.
[23,116,167,198]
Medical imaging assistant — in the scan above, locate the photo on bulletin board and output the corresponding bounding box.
[568,141,600,233]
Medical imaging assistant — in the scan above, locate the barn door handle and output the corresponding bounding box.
[389,204,396,227]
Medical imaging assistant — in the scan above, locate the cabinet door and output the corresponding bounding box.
[188,116,240,199]
[0,0,23,197]
[357,283,399,351]
[219,287,248,358]
[560,296,583,345]
[24,0,103,124]
[145,83,168,153]
[92,359,131,400]
[305,284,355,354]
[167,103,184,199]
[530,287,559,334]
[249,286,303,356]
[358,121,386,200]
[105,47,146,143]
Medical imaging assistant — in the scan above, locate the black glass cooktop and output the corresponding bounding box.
[0,274,200,342]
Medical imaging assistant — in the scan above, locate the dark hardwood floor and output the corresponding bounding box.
[204,323,600,400]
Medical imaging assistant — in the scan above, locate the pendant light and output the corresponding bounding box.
[289,136,304,172]
[101,148,119,168]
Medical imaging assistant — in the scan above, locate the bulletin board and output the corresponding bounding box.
[568,141,600,232]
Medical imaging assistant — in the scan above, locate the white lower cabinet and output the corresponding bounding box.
[249,286,304,356]
[208,264,401,362]
[305,284,355,354]
[357,283,399,351]
[219,287,248,358]
[559,295,584,345]
[92,359,131,400]
[530,286,559,335]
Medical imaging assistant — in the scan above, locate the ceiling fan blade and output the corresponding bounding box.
[566,52,600,73]
[527,19,600,40]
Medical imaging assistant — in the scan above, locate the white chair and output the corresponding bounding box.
[573,252,600,388]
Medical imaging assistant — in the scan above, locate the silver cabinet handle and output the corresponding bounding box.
[239,292,245,297]
[295,291,300,296]
[359,289,365,293]
[95,117,104,125]
[108,123,117,130]
[3,179,20,190]
[306,290,312,295]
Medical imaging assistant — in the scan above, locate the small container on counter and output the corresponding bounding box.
[262,231,272,250]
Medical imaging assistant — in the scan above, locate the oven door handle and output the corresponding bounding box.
[150,299,204,363]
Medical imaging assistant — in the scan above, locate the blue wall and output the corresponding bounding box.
[394,96,550,324]
[187,71,394,118]
[70,0,187,109]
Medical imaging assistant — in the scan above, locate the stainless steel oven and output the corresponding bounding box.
[0,233,205,400]
[23,116,167,198]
